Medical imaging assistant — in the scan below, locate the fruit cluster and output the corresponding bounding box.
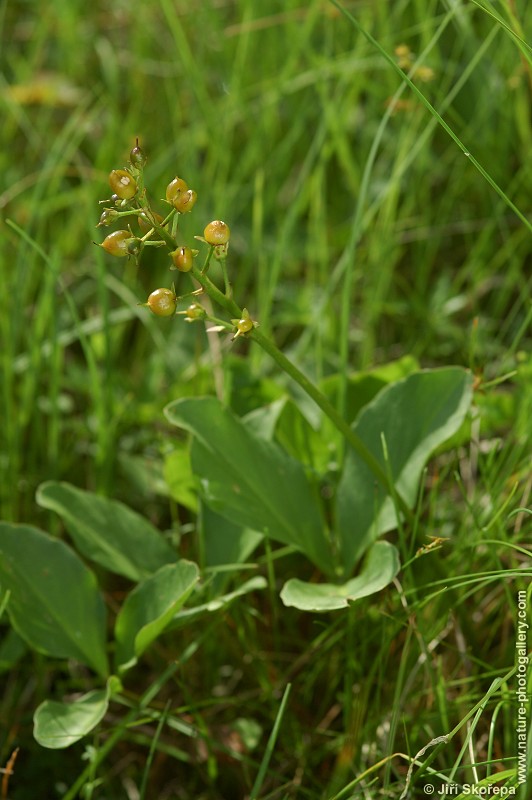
[97,141,256,340]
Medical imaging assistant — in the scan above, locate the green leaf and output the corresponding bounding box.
[37,481,177,581]
[163,445,199,513]
[118,453,171,499]
[165,396,335,576]
[33,676,119,749]
[320,355,419,424]
[336,367,473,572]
[244,398,332,475]
[280,541,400,611]
[114,560,199,672]
[201,503,262,569]
[242,397,287,440]
[0,523,108,677]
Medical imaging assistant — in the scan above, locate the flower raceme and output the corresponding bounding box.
[98,143,255,341]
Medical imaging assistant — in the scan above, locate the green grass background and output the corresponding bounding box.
[0,1,531,798]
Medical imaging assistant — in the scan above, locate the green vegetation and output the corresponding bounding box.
[0,1,531,798]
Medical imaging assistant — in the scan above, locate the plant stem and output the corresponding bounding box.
[191,264,241,317]
[251,327,406,508]
[190,264,412,520]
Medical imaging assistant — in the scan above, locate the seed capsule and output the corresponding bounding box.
[171,246,194,272]
[166,177,188,205]
[147,288,177,317]
[109,169,137,200]
[203,220,230,246]
[101,230,131,257]
[172,189,197,214]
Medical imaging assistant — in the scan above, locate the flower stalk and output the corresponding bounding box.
[97,143,411,520]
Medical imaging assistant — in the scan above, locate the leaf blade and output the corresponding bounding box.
[0,523,108,677]
[37,481,177,581]
[165,397,334,575]
[114,560,200,672]
[280,541,400,612]
[33,677,119,749]
[336,368,473,572]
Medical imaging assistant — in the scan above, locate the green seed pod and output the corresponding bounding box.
[204,220,230,246]
[236,317,254,334]
[185,303,205,321]
[231,308,256,339]
[147,288,177,317]
[130,142,147,167]
[109,169,137,200]
[171,246,194,272]
[101,230,131,257]
[166,177,188,205]
[172,189,197,214]
[97,208,120,226]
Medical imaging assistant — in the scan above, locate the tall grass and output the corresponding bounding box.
[0,1,530,798]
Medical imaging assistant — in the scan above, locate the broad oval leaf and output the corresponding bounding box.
[37,481,177,581]
[165,397,334,576]
[201,503,263,569]
[0,523,108,677]
[336,368,473,572]
[320,355,419,424]
[280,541,400,612]
[115,560,199,672]
[33,676,119,749]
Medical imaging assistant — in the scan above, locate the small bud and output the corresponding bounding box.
[181,303,205,322]
[147,288,177,317]
[97,208,120,226]
[101,230,132,257]
[170,245,194,272]
[109,169,137,200]
[236,317,254,334]
[230,308,257,340]
[130,141,147,167]
[204,220,230,246]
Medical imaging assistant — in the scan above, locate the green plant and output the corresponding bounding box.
[92,143,474,609]
[0,482,266,763]
[1,0,530,792]
[0,142,475,770]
